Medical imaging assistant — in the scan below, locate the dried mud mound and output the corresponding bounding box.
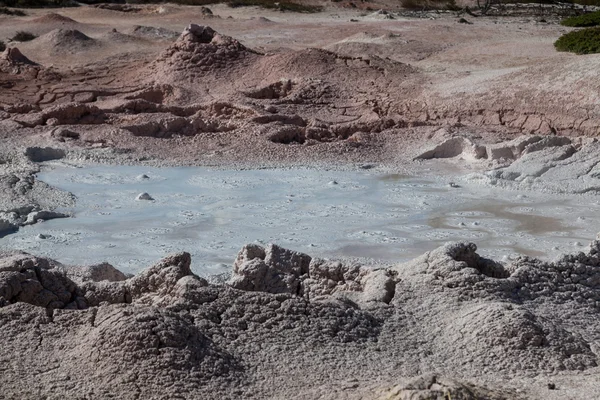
[151,24,257,82]
[242,49,418,144]
[31,13,78,24]
[128,25,179,40]
[0,47,46,81]
[0,24,423,150]
[33,29,98,54]
[101,29,142,44]
[1,237,600,398]
[0,47,36,71]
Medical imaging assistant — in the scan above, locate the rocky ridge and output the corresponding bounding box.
[2,237,600,398]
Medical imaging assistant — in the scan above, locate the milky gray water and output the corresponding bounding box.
[2,164,600,275]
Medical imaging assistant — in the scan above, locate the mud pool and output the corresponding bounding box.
[2,164,600,276]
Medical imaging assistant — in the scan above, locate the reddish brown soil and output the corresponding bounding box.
[0,4,595,167]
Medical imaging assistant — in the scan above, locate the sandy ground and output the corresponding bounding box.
[2,3,600,399]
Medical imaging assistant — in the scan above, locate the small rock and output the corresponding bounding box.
[37,233,50,239]
[137,174,150,180]
[448,182,460,188]
[51,128,80,140]
[547,383,556,390]
[472,221,480,226]
[329,180,338,185]
[25,211,68,225]
[46,118,60,126]
[136,192,154,201]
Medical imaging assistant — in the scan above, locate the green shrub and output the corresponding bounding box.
[569,0,600,6]
[0,6,26,14]
[555,26,600,54]
[561,10,600,27]
[11,31,36,41]
[401,0,459,11]
[0,0,76,7]
[169,0,214,5]
[227,0,322,12]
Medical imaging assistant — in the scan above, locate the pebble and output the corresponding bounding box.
[448,182,460,188]
[329,180,338,185]
[137,174,150,180]
[37,234,49,240]
[136,192,154,201]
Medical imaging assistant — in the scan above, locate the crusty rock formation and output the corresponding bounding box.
[2,239,600,398]
[151,24,257,81]
[229,243,398,306]
[0,47,38,75]
[378,374,519,400]
[0,161,74,236]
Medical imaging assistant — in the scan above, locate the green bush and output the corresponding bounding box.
[227,0,322,12]
[401,0,459,11]
[0,6,26,14]
[569,0,600,6]
[11,31,36,41]
[0,0,76,7]
[561,10,600,27]
[555,26,600,54]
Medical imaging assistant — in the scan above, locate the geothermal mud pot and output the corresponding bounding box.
[3,164,600,276]
[3,5,600,400]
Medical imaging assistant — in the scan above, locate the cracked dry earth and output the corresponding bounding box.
[2,3,600,400]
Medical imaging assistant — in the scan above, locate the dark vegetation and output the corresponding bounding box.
[11,31,37,42]
[0,0,75,7]
[561,10,600,26]
[567,0,600,5]
[226,0,322,12]
[555,26,600,53]
[0,41,5,52]
[0,6,25,14]
[401,0,459,10]
[86,0,322,12]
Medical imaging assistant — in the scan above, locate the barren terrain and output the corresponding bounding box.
[2,2,600,399]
